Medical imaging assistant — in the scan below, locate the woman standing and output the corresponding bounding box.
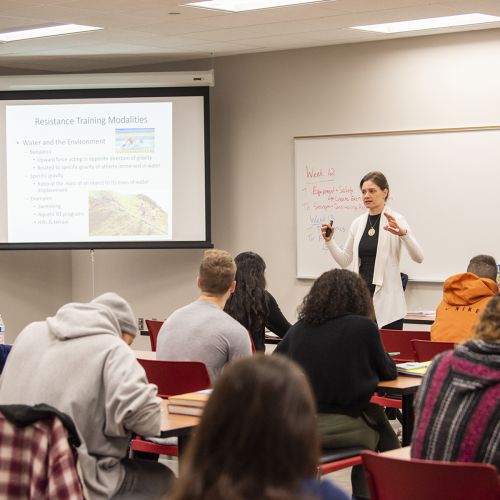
[225,252,291,351]
[321,171,423,329]
[275,269,400,499]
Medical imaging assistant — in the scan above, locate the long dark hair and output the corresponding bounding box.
[224,252,269,339]
[170,355,320,500]
[298,269,375,326]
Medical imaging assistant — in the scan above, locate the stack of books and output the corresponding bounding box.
[396,361,432,377]
[167,389,212,416]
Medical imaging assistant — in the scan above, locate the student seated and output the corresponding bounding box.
[170,355,349,500]
[156,249,252,382]
[275,269,400,499]
[0,292,173,500]
[431,254,498,343]
[412,293,500,470]
[224,251,291,351]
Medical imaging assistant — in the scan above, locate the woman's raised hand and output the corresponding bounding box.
[383,212,407,236]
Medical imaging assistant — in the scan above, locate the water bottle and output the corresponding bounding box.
[0,314,4,345]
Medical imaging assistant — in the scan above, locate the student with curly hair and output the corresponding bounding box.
[224,251,291,351]
[276,269,400,499]
[170,355,349,500]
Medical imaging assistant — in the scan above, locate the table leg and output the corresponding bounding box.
[401,393,415,447]
[177,434,190,472]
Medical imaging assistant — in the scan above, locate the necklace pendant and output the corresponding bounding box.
[368,228,376,237]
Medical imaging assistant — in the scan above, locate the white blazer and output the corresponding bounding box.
[326,206,424,327]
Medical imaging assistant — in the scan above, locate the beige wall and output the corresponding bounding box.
[4,28,500,341]
[0,250,70,343]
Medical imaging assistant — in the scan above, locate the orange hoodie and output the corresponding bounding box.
[431,272,498,343]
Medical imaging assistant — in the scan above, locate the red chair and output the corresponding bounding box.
[411,339,455,362]
[370,394,401,410]
[379,329,430,362]
[130,359,211,457]
[318,448,363,476]
[137,359,211,397]
[361,450,500,500]
[145,319,164,352]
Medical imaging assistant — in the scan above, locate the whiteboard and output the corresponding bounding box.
[295,127,500,281]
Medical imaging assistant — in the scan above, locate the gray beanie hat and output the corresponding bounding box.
[91,292,138,337]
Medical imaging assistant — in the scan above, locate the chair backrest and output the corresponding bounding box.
[379,329,430,362]
[411,339,455,362]
[361,451,500,500]
[138,359,211,398]
[145,319,164,352]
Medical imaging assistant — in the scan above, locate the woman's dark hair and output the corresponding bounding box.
[224,252,269,341]
[359,171,389,201]
[298,269,375,326]
[170,355,319,500]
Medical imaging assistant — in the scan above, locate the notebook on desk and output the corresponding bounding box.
[396,361,431,377]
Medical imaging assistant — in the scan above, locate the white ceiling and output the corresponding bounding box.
[0,0,499,72]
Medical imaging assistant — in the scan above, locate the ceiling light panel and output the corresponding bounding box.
[351,13,500,34]
[0,24,103,43]
[184,0,327,13]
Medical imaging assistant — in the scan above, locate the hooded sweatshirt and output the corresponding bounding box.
[0,295,162,500]
[412,340,500,470]
[431,272,498,343]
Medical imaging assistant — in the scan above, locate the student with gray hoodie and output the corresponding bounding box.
[0,292,173,500]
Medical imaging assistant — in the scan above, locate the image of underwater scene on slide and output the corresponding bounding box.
[88,191,168,236]
[115,127,155,153]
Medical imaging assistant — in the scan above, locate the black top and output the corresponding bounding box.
[358,214,381,295]
[275,314,397,417]
[252,291,291,352]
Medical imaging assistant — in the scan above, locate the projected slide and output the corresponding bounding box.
[5,102,172,242]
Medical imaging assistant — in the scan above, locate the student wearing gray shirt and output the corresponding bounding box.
[156,249,252,382]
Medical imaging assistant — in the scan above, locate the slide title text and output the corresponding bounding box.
[34,115,148,126]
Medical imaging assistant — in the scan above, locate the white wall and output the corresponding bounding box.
[5,28,500,339]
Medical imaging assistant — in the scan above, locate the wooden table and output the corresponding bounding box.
[403,314,435,326]
[377,376,422,447]
[137,351,421,447]
[158,378,421,449]
[265,332,281,344]
[159,400,199,456]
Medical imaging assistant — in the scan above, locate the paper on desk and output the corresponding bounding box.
[396,361,432,377]
[407,311,435,317]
